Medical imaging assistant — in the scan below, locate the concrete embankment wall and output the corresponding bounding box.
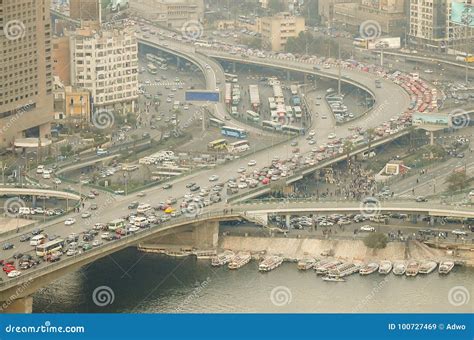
[219,236,447,262]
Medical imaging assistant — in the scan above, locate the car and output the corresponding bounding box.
[424,69,434,74]
[48,234,59,241]
[90,203,98,210]
[87,193,96,199]
[3,264,16,273]
[190,185,200,192]
[2,243,14,250]
[64,218,76,225]
[81,212,91,218]
[31,228,43,235]
[415,196,428,202]
[237,167,246,173]
[238,182,248,189]
[12,252,23,259]
[101,232,110,240]
[248,160,257,166]
[457,153,465,158]
[209,175,219,182]
[19,234,31,242]
[7,270,22,278]
[92,240,103,247]
[53,178,62,185]
[328,133,336,139]
[137,191,146,197]
[186,182,196,188]
[290,141,298,147]
[360,225,375,232]
[66,249,79,256]
[67,233,79,242]
[82,243,93,251]
[128,201,139,209]
[163,183,173,190]
[452,229,468,236]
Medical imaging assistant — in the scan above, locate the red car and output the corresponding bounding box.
[3,264,16,273]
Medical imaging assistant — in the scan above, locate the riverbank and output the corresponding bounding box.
[219,235,474,266]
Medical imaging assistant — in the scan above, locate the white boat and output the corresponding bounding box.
[328,262,360,277]
[165,250,192,257]
[393,261,406,276]
[322,276,345,282]
[406,260,420,277]
[378,260,392,274]
[194,250,217,259]
[228,252,251,269]
[359,262,379,275]
[438,261,455,275]
[315,259,342,275]
[419,261,437,274]
[259,255,283,272]
[211,250,235,267]
[297,257,317,270]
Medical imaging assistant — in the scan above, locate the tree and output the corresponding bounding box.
[268,0,285,14]
[445,171,469,192]
[363,232,388,249]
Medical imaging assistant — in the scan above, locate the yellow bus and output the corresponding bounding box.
[207,139,228,150]
[36,239,65,257]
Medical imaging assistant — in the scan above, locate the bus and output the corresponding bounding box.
[224,73,238,82]
[146,54,167,66]
[353,37,368,48]
[262,120,282,131]
[225,83,232,104]
[147,63,158,75]
[282,125,305,135]
[207,139,228,150]
[228,140,250,153]
[293,106,302,120]
[209,118,225,127]
[107,218,126,231]
[246,110,260,122]
[221,126,248,139]
[36,239,65,257]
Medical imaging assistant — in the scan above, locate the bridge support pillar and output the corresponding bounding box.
[177,56,181,69]
[232,62,236,73]
[286,70,291,81]
[32,196,36,207]
[192,220,219,249]
[285,215,291,228]
[0,296,33,314]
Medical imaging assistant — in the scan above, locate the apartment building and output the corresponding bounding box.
[258,12,305,51]
[69,25,139,114]
[0,0,54,150]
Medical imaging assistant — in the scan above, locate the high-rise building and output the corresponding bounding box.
[0,0,53,150]
[257,12,305,51]
[69,25,139,113]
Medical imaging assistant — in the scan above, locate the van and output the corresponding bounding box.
[107,219,126,231]
[36,165,44,174]
[30,234,46,246]
[134,216,149,227]
[137,203,152,214]
[18,207,31,216]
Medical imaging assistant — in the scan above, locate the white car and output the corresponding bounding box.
[53,178,62,185]
[424,69,433,74]
[248,160,257,166]
[209,175,219,182]
[7,270,21,278]
[92,240,104,247]
[360,225,375,232]
[328,133,336,139]
[81,212,91,218]
[309,130,316,137]
[452,229,467,236]
[101,232,110,240]
[42,172,51,179]
[64,218,76,226]
[127,226,141,233]
[237,167,246,173]
[238,182,248,189]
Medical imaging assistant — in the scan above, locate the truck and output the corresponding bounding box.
[249,85,260,110]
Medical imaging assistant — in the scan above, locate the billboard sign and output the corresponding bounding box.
[451,3,474,27]
[413,113,450,129]
[185,91,220,102]
[367,37,401,50]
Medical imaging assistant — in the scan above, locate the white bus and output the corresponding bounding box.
[262,120,282,131]
[246,110,260,122]
[107,218,126,231]
[36,239,65,257]
[228,140,250,153]
[293,106,302,119]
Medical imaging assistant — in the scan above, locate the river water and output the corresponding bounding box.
[33,247,473,313]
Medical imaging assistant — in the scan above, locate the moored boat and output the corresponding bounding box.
[259,255,283,272]
[228,252,251,269]
[378,260,392,275]
[211,250,235,267]
[328,262,360,277]
[393,261,406,275]
[322,276,345,282]
[406,260,420,277]
[438,261,455,275]
[419,261,437,274]
[359,262,379,275]
[194,250,217,259]
[315,259,342,275]
[297,257,317,270]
